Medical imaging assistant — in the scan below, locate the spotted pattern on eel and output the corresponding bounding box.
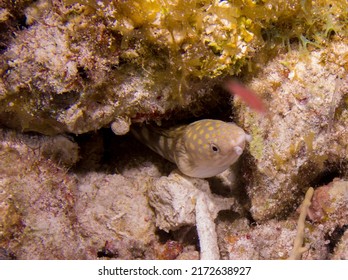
[131,119,250,178]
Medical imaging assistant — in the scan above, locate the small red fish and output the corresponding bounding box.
[225,80,267,114]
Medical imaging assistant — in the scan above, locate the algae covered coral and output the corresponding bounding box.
[2,0,263,134]
[0,0,348,260]
[2,0,343,134]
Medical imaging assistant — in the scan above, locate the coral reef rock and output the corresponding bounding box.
[236,40,348,221]
[1,0,348,260]
[0,129,158,259]
[2,0,338,134]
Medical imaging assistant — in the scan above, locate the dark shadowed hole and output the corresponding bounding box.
[308,166,340,188]
[97,247,118,258]
[156,226,199,249]
[325,225,348,254]
[156,229,173,244]
[16,15,29,30]
[77,66,89,80]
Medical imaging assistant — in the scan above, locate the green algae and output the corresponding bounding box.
[62,0,348,97]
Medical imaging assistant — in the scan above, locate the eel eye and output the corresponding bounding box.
[210,143,219,153]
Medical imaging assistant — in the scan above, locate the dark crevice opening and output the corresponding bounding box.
[326,225,348,254]
[308,164,341,189]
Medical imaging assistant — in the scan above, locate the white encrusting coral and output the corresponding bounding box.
[148,171,241,259]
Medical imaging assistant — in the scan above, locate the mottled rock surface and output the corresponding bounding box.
[1,0,348,260]
[236,40,348,221]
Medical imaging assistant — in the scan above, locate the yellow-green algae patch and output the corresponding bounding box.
[2,0,348,135]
